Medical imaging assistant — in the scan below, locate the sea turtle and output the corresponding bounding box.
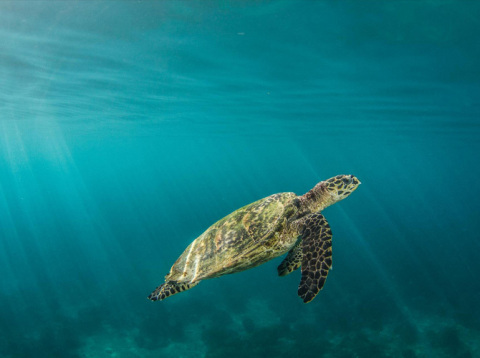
[148,174,360,303]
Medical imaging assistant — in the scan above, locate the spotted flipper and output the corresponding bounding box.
[277,239,302,276]
[147,281,198,301]
[298,213,333,303]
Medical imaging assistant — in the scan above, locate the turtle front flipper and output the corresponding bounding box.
[277,238,302,276]
[298,213,333,303]
[148,281,199,301]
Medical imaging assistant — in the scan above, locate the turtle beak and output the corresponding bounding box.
[350,175,361,185]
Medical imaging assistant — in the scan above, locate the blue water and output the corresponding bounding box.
[1,1,480,357]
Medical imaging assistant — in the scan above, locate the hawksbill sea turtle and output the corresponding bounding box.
[148,174,360,303]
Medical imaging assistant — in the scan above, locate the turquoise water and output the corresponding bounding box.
[1,1,480,357]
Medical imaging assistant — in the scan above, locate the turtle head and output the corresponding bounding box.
[323,174,361,202]
[301,175,360,212]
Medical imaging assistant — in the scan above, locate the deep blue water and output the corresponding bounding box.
[1,1,480,357]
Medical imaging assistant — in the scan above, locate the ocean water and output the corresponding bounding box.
[1,1,479,357]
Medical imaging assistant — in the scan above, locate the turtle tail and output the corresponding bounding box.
[147,281,198,301]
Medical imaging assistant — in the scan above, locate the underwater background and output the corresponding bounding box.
[1,1,479,357]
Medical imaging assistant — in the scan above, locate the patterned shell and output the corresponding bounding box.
[167,192,298,283]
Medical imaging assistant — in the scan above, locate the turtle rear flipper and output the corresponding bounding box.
[148,281,198,301]
[298,213,333,303]
[277,239,302,276]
